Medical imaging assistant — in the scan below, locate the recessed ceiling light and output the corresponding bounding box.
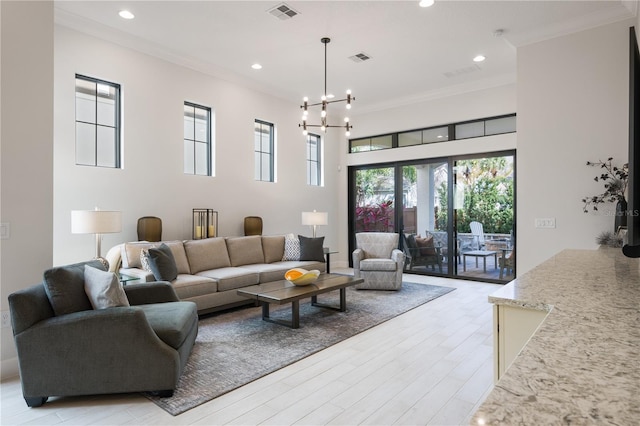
[473,55,486,62]
[251,63,262,70]
[118,10,135,20]
[419,0,435,7]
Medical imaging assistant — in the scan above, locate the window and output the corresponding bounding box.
[254,120,274,182]
[75,75,121,168]
[184,102,212,176]
[349,114,516,153]
[306,133,321,186]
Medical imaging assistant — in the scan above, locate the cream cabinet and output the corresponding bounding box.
[493,304,548,382]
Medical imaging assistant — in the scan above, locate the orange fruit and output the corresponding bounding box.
[285,269,304,280]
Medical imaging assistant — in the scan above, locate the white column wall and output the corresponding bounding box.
[1,1,54,378]
[517,19,633,273]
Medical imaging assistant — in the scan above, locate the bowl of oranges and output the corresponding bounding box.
[284,268,320,286]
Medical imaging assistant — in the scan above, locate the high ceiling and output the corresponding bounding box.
[55,1,636,113]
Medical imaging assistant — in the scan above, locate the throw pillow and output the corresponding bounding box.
[140,248,152,271]
[43,259,106,316]
[84,265,130,310]
[298,235,326,262]
[415,236,437,256]
[147,243,178,281]
[282,233,301,261]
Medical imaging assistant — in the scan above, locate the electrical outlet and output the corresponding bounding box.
[1,311,10,329]
[535,218,556,229]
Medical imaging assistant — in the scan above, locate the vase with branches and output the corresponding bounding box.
[581,157,629,235]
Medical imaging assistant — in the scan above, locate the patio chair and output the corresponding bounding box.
[499,248,515,279]
[402,233,442,273]
[469,221,486,250]
[353,232,405,290]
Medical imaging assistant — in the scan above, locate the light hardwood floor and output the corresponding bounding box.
[1,270,501,426]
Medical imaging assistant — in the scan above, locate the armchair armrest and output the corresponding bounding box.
[391,248,405,264]
[352,248,364,271]
[124,281,179,305]
[14,307,177,397]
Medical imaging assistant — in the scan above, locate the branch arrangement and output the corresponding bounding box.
[581,158,628,213]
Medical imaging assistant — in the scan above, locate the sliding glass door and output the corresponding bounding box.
[401,161,451,275]
[454,155,515,281]
[349,151,515,283]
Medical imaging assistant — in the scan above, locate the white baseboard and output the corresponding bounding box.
[1,357,19,381]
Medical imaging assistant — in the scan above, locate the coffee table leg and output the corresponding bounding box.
[340,288,346,312]
[262,302,270,320]
[291,300,300,329]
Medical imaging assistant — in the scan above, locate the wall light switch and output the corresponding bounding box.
[0,223,9,240]
[535,218,556,228]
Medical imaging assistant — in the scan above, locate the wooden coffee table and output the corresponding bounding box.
[237,274,364,329]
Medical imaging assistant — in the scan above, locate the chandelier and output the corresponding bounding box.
[300,37,354,137]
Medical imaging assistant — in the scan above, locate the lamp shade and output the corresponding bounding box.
[71,210,122,234]
[301,211,328,226]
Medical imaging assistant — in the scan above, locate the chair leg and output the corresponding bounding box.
[25,396,48,407]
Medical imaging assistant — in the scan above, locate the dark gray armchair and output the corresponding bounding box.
[8,260,198,408]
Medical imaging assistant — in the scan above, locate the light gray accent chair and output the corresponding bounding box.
[8,260,198,408]
[353,232,405,290]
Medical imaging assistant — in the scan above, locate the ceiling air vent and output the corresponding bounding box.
[443,64,481,78]
[349,52,371,63]
[267,3,300,20]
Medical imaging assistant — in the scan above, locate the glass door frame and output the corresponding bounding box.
[348,149,516,284]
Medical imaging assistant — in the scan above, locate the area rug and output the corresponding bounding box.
[146,281,455,415]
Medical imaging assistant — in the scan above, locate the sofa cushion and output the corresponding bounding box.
[282,233,300,261]
[360,258,398,271]
[196,267,260,292]
[226,236,264,267]
[171,274,218,300]
[184,238,231,274]
[84,265,130,309]
[262,235,285,263]
[122,241,190,274]
[298,235,325,262]
[43,259,106,316]
[136,301,198,350]
[147,243,179,281]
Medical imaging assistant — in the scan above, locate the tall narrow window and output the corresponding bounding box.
[184,102,212,176]
[254,119,274,182]
[75,75,121,168]
[306,133,321,186]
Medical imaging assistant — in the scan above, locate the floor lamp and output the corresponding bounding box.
[301,210,328,238]
[71,208,122,262]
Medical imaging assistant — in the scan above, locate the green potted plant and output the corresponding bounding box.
[581,157,629,235]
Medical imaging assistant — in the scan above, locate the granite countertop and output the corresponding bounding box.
[471,248,640,425]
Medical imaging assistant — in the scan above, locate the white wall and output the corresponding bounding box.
[517,18,633,273]
[1,1,54,379]
[54,26,341,266]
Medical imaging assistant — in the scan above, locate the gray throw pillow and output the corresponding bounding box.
[84,265,130,309]
[298,235,325,262]
[147,243,178,281]
[43,259,107,316]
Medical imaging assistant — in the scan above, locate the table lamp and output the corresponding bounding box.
[301,210,328,238]
[71,208,122,259]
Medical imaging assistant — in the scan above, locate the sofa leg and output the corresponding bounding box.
[148,389,174,398]
[25,396,48,407]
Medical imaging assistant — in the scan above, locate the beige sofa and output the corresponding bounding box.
[106,235,326,314]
